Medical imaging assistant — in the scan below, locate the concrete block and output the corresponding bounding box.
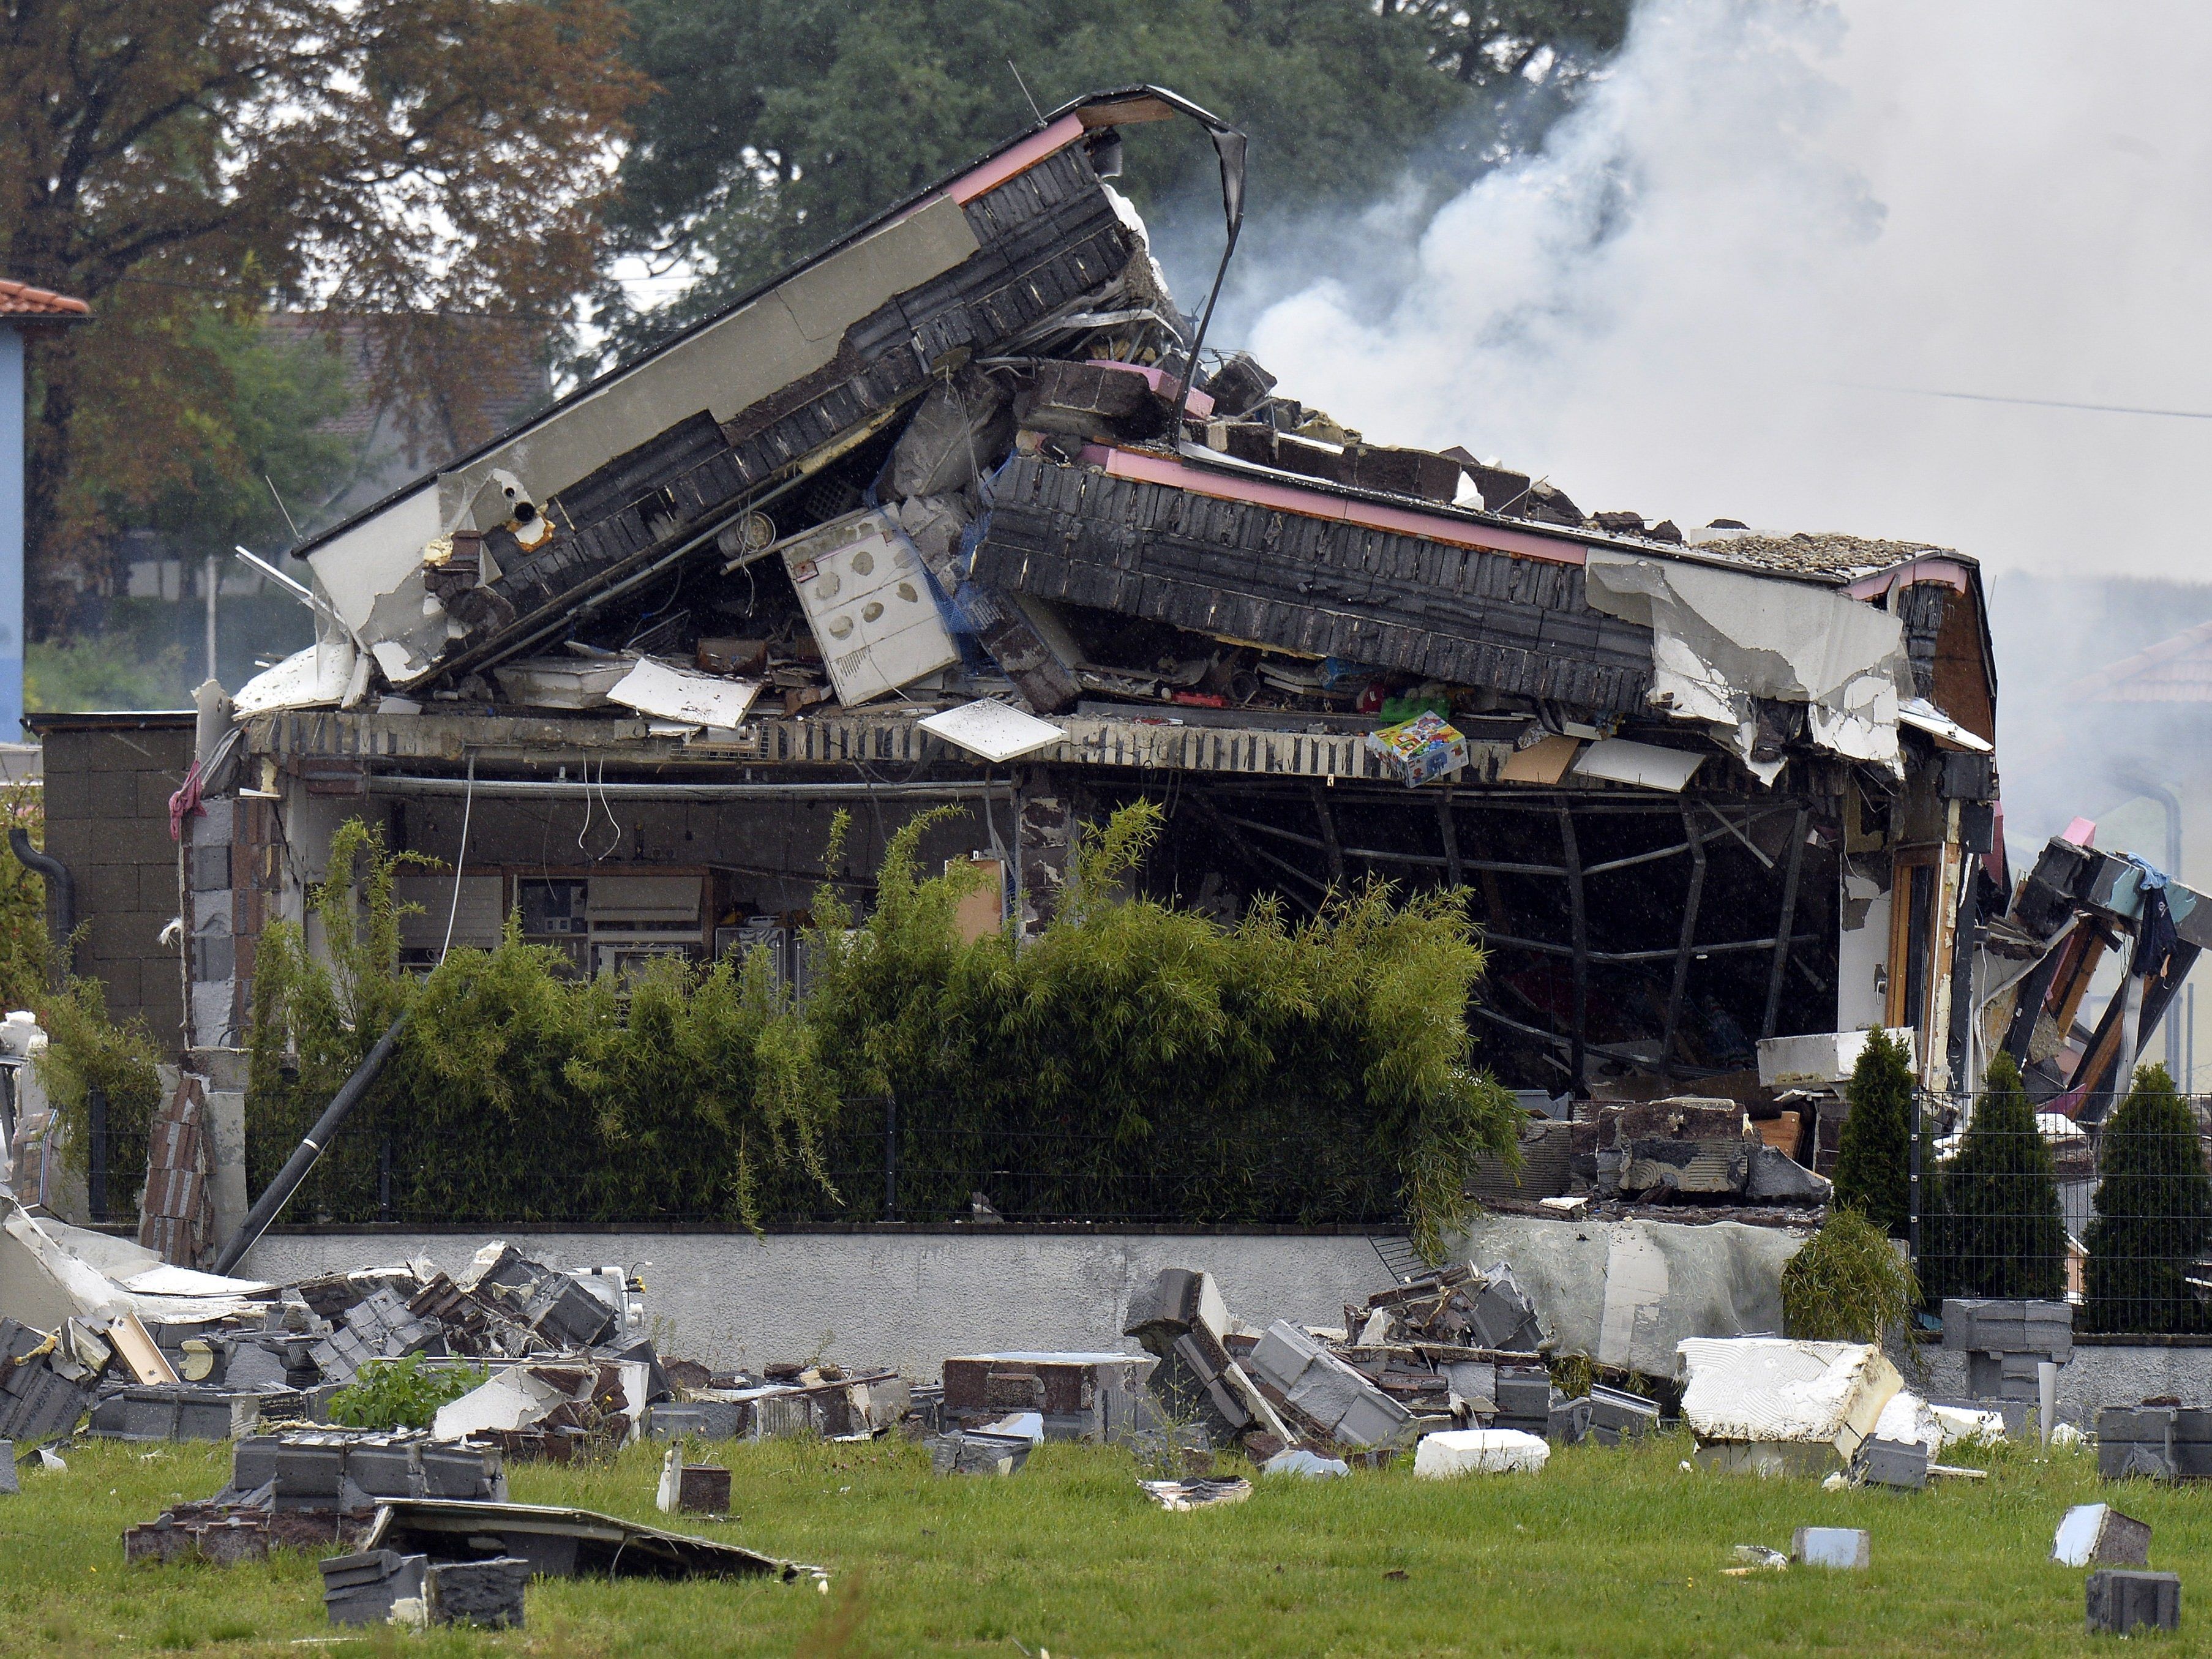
[320,1549,429,1627]
[2054,1504,2151,1568]
[2086,1570,2180,1635]
[1792,1527,1870,1569]
[1588,1385,1659,1440]
[426,1557,528,1628]
[1858,1436,1929,1491]
[1412,1428,1549,1477]
[1547,1396,1593,1445]
[0,1440,15,1494]
[2099,1407,2180,1481]
[928,1431,1031,1475]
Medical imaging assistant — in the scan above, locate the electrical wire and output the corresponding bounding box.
[438,752,477,962]
[1841,381,2212,421]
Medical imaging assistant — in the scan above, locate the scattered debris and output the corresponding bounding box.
[1679,1338,1901,1476]
[1411,1429,1550,1478]
[1259,1448,1348,1479]
[1791,1527,1870,1570]
[1853,1437,1929,1491]
[320,1549,427,1626]
[1247,1320,1415,1448]
[656,1446,731,1515]
[2086,1570,2180,1636]
[2054,1504,2152,1569]
[928,1431,1030,1477]
[939,1352,1150,1442]
[2095,1404,2212,1482]
[1729,1544,1789,1573]
[360,1497,812,1581]
[1123,1268,1291,1448]
[1139,1476,1251,1511]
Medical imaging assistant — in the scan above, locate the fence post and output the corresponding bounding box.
[1908,1087,1922,1266]
[882,1093,898,1223]
[87,1085,108,1223]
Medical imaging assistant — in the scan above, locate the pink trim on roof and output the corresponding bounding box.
[1090,446,1588,567]
[1843,556,1973,599]
[948,115,1087,204]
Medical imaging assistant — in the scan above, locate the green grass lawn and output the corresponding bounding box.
[0,1431,2197,1656]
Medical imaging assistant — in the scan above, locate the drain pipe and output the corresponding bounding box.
[9,827,74,979]
[212,1010,408,1276]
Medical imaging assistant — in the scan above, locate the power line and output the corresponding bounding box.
[1843,381,2212,422]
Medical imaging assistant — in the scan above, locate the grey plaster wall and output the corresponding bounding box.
[238,1229,1394,1376]
[1912,1344,2212,1420]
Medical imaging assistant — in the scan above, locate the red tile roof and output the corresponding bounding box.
[0,279,89,320]
[2073,618,2212,703]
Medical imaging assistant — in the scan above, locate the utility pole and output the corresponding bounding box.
[204,553,218,684]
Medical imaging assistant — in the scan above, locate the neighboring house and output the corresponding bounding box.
[258,312,553,531]
[1,279,89,734]
[111,314,552,607]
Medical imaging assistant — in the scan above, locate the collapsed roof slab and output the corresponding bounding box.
[974,451,1655,713]
[291,99,1200,694]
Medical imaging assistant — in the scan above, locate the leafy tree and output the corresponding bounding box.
[1,0,647,632]
[1935,1050,2066,1300]
[2085,1063,2212,1335]
[91,316,359,567]
[598,0,1630,356]
[1832,1027,1914,1237]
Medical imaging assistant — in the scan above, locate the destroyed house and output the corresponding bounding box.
[135,85,2082,1118]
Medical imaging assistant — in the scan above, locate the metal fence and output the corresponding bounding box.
[309,1094,1411,1231]
[1909,1092,2212,1336]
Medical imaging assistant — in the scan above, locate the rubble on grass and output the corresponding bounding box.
[1139,1475,1251,1510]
[1678,1336,1903,1477]
[2054,1503,2152,1568]
[2086,1570,2181,1635]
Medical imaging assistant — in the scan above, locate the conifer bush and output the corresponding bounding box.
[1832,1028,1913,1236]
[2084,1062,2212,1335]
[246,807,1520,1255]
[1931,1050,2066,1299]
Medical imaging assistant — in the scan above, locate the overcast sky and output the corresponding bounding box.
[1242,0,2212,582]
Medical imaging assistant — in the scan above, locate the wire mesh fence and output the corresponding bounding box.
[302,1093,1412,1232]
[1910,1091,2212,1336]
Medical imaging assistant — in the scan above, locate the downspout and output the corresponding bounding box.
[10,826,74,981]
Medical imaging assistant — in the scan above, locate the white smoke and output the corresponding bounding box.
[1246,0,2212,581]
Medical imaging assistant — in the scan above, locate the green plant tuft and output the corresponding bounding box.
[1782,1207,1920,1343]
[326,1353,487,1431]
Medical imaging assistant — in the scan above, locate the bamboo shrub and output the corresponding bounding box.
[245,804,1521,1251]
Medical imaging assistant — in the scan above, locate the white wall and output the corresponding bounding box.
[239,1229,1393,1377]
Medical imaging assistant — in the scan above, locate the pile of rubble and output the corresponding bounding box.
[1549,1096,1830,1223]
[913,1263,1659,1479]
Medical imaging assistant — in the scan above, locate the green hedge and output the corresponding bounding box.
[247,806,1520,1259]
